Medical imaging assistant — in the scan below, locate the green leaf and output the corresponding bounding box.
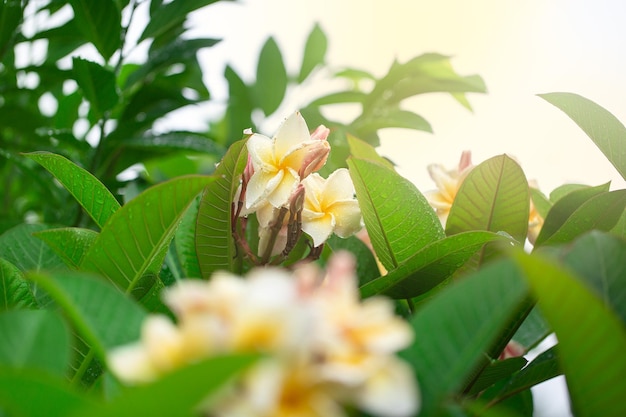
[298,23,327,82]
[196,140,248,278]
[122,131,225,156]
[25,152,121,228]
[175,196,201,278]
[0,0,23,59]
[68,0,121,60]
[223,64,255,144]
[72,57,118,119]
[535,182,609,246]
[468,356,528,395]
[360,231,511,299]
[557,231,626,324]
[347,158,444,271]
[401,259,529,416]
[0,223,66,273]
[0,370,95,417]
[346,134,395,169]
[446,154,530,244]
[354,108,432,136]
[0,309,70,377]
[80,175,215,294]
[254,37,287,116]
[535,190,626,246]
[326,234,380,287]
[124,38,220,90]
[511,306,550,351]
[139,0,220,42]
[29,271,146,360]
[549,183,590,203]
[33,228,98,269]
[514,252,626,417]
[308,91,367,107]
[539,92,626,181]
[0,258,36,310]
[490,346,561,404]
[81,354,257,417]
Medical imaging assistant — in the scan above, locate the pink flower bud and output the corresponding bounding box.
[310,124,330,141]
[298,140,330,179]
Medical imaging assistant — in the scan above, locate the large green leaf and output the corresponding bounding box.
[68,0,120,60]
[0,310,70,377]
[298,23,327,82]
[535,190,626,246]
[140,0,220,41]
[78,354,257,417]
[254,37,287,116]
[401,259,529,416]
[511,306,550,351]
[29,271,146,360]
[175,196,201,278]
[0,223,67,273]
[80,175,215,293]
[72,57,118,120]
[534,182,609,246]
[360,231,511,299]
[557,231,626,324]
[0,258,36,310]
[539,92,626,181]
[25,152,121,228]
[347,158,444,271]
[446,155,529,244]
[34,228,98,269]
[196,140,247,278]
[0,370,95,417]
[514,252,626,417]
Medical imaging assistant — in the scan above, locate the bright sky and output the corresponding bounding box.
[190,0,626,197]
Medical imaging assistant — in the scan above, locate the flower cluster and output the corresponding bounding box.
[425,151,544,243]
[107,252,419,417]
[235,112,363,263]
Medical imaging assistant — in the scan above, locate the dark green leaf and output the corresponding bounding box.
[72,57,118,119]
[536,190,626,246]
[25,152,121,228]
[33,227,98,269]
[30,19,85,62]
[446,155,530,244]
[558,231,626,324]
[223,65,254,144]
[140,0,220,42]
[196,140,247,278]
[122,131,225,155]
[347,158,444,271]
[254,37,287,116]
[80,175,215,293]
[68,0,120,60]
[514,252,626,417]
[360,231,511,299]
[0,309,70,377]
[175,196,201,278]
[402,259,528,416]
[535,182,609,246]
[326,234,380,287]
[490,346,561,404]
[82,354,257,417]
[29,271,146,360]
[0,223,66,273]
[0,0,23,60]
[298,23,327,82]
[0,369,95,417]
[539,92,626,181]
[0,258,36,310]
[511,306,550,351]
[468,356,528,395]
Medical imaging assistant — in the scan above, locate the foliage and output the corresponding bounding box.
[0,1,625,416]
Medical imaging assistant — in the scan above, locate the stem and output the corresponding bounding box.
[71,349,96,386]
[260,207,288,264]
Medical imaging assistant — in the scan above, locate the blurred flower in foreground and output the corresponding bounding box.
[244,111,330,211]
[301,168,363,247]
[107,252,419,417]
[424,151,474,225]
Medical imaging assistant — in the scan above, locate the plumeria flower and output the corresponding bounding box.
[301,168,363,247]
[245,111,330,211]
[424,150,473,225]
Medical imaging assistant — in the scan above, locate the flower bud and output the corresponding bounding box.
[298,140,330,179]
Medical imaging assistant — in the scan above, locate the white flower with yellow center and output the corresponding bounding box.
[246,111,330,210]
[301,168,363,247]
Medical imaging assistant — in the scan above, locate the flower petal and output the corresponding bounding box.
[302,214,335,247]
[246,169,283,209]
[273,111,311,158]
[326,200,363,238]
[323,168,356,201]
[247,133,275,171]
[267,168,299,208]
